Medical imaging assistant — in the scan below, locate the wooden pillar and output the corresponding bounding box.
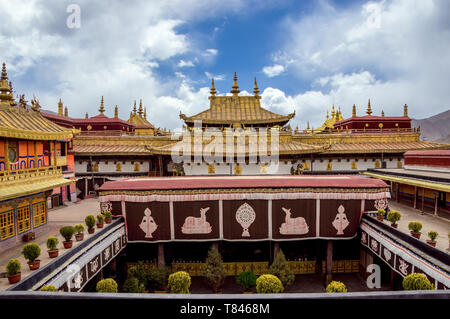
[158,156,163,176]
[396,183,399,203]
[4,139,9,171]
[158,243,165,268]
[273,242,280,260]
[421,187,425,213]
[53,141,57,166]
[434,192,439,216]
[85,178,88,197]
[326,241,333,285]
[413,186,417,209]
[390,269,395,291]
[212,241,219,250]
[34,141,38,168]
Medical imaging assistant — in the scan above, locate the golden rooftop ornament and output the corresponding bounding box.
[99,96,105,114]
[367,99,372,115]
[230,71,240,96]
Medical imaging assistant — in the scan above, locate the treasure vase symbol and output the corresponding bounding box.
[279,207,309,235]
[374,198,388,210]
[182,207,212,234]
[332,205,350,235]
[235,203,256,237]
[139,208,158,238]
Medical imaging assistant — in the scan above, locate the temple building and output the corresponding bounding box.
[0,63,74,249]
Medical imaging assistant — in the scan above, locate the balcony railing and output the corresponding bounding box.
[0,166,63,184]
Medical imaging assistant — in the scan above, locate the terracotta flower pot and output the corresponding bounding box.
[154,290,167,294]
[97,223,104,229]
[411,232,421,239]
[426,240,436,247]
[28,260,40,270]
[88,228,95,234]
[391,223,398,228]
[377,216,384,221]
[63,240,73,249]
[7,273,21,284]
[243,291,254,294]
[48,250,59,258]
[75,233,84,241]
[105,218,112,224]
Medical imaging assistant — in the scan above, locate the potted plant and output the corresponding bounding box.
[326,281,348,293]
[60,226,76,249]
[402,273,434,290]
[96,278,118,293]
[96,214,105,229]
[85,215,96,234]
[408,221,422,239]
[22,243,41,270]
[104,211,113,224]
[376,209,385,221]
[269,250,295,290]
[147,266,170,293]
[40,285,58,292]
[46,236,59,258]
[387,210,401,228]
[6,259,21,284]
[427,230,438,247]
[256,274,284,293]
[74,224,85,241]
[167,271,191,294]
[236,271,257,293]
[122,276,145,293]
[204,245,226,293]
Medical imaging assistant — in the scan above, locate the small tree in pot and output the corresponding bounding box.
[204,245,226,293]
[376,209,385,221]
[237,271,257,293]
[386,210,401,228]
[96,214,105,229]
[408,221,422,239]
[85,215,96,234]
[427,230,438,247]
[103,211,113,224]
[269,250,295,290]
[96,278,118,293]
[22,243,41,270]
[256,274,284,293]
[40,285,58,292]
[60,226,75,249]
[74,224,85,241]
[46,236,59,258]
[402,273,434,290]
[167,271,191,294]
[147,266,171,293]
[326,281,348,293]
[6,259,21,284]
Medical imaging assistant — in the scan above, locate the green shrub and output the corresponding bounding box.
[408,221,422,233]
[256,274,284,293]
[127,262,150,288]
[22,243,41,263]
[6,259,21,276]
[326,281,348,293]
[46,237,59,251]
[40,285,58,292]
[236,271,257,291]
[97,214,105,224]
[204,245,226,293]
[269,250,295,289]
[146,266,171,291]
[122,277,145,293]
[377,209,385,217]
[74,224,85,234]
[59,226,75,241]
[96,278,118,293]
[428,230,438,242]
[387,210,401,224]
[104,211,112,219]
[167,271,191,294]
[85,215,96,229]
[402,273,434,290]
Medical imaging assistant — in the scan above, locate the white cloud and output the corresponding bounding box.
[178,60,195,67]
[262,64,285,77]
[204,48,218,56]
[205,72,225,81]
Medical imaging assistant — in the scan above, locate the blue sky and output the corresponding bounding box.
[1,0,449,130]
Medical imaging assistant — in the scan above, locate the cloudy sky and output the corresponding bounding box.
[1,0,449,130]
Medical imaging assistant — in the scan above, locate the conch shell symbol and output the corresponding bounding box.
[332,205,349,235]
[139,208,158,238]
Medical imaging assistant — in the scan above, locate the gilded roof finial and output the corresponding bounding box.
[99,96,105,114]
[19,94,27,109]
[367,99,372,115]
[133,100,137,115]
[58,98,63,116]
[144,107,147,119]
[326,110,329,119]
[253,77,260,97]
[85,112,89,119]
[352,104,356,117]
[64,106,68,117]
[404,104,408,117]
[31,95,41,111]
[138,99,143,117]
[331,104,335,118]
[1,62,8,81]
[230,71,240,96]
[381,110,385,117]
[210,78,217,96]
[114,105,119,118]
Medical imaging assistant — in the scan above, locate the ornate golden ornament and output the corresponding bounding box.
[208,164,215,174]
[234,164,242,175]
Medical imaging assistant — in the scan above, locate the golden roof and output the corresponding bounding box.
[308,105,344,133]
[180,74,295,126]
[127,99,155,130]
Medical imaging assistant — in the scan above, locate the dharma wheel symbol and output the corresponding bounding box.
[235,203,256,237]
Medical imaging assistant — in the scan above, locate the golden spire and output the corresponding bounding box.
[381,110,385,117]
[338,106,341,119]
[404,104,408,117]
[85,112,89,119]
[210,78,217,96]
[367,99,372,115]
[331,104,335,118]
[326,110,329,119]
[99,96,105,114]
[144,107,147,119]
[138,99,143,117]
[1,62,8,81]
[64,106,68,117]
[114,105,118,118]
[230,71,240,96]
[352,104,356,117]
[253,77,260,97]
[133,100,137,115]
[0,62,14,105]
[58,98,63,116]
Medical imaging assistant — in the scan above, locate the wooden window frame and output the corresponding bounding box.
[0,210,15,240]
[32,202,46,228]
[17,205,31,234]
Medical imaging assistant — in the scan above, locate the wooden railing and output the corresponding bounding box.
[0,166,63,184]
